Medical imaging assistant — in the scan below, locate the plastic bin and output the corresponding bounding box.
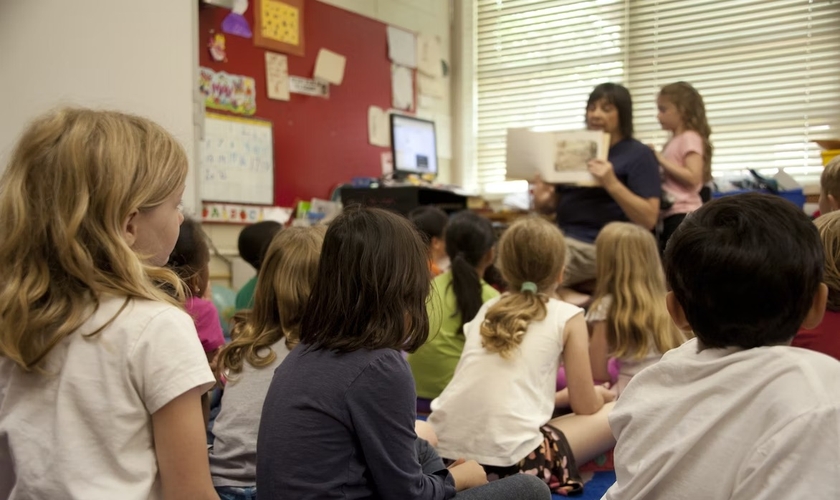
[712,188,805,210]
[823,150,840,166]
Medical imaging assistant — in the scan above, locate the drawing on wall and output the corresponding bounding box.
[222,0,253,38]
[208,32,227,62]
[265,52,290,101]
[199,67,257,115]
[254,0,305,57]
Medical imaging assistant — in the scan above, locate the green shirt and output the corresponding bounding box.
[235,275,258,311]
[408,271,500,399]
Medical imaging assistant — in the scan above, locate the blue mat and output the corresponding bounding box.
[552,471,615,500]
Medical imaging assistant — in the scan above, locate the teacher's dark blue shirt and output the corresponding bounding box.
[555,138,660,243]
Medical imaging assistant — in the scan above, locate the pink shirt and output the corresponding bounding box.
[661,130,704,217]
[185,297,226,353]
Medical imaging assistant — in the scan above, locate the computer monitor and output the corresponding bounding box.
[390,114,437,178]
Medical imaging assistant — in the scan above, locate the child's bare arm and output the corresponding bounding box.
[152,387,217,500]
[588,320,612,383]
[563,313,612,415]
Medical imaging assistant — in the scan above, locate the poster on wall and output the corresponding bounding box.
[199,67,257,115]
[254,0,305,57]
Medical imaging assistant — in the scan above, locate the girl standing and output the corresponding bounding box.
[0,108,217,499]
[429,217,616,496]
[653,81,713,249]
[587,222,687,395]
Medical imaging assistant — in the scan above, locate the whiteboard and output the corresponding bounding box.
[200,113,274,204]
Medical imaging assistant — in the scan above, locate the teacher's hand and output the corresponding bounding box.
[587,159,619,189]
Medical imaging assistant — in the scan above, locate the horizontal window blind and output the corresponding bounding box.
[475,0,627,191]
[628,0,840,186]
[474,0,840,192]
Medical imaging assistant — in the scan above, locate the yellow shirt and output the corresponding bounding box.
[408,271,500,399]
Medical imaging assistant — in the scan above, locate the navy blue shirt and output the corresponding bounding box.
[256,344,456,500]
[555,138,660,243]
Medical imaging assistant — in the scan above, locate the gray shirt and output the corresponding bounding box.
[210,340,290,487]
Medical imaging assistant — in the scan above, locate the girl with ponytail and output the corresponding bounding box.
[408,211,498,402]
[428,216,616,496]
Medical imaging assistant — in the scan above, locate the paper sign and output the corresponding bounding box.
[314,48,346,85]
[391,65,414,111]
[289,76,329,97]
[261,0,300,45]
[387,26,417,68]
[265,52,290,101]
[417,34,442,77]
[368,106,390,147]
[417,73,444,98]
[202,203,288,224]
[199,67,257,115]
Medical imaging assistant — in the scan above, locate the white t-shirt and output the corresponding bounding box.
[604,338,840,500]
[429,296,583,466]
[586,294,662,395]
[0,295,215,500]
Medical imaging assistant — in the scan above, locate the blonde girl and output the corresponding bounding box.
[654,81,713,249]
[429,216,615,496]
[210,225,325,499]
[588,222,686,395]
[0,108,217,499]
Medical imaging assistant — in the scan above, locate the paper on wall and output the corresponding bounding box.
[417,33,442,77]
[265,52,290,101]
[417,110,452,160]
[391,65,414,111]
[386,26,417,68]
[314,48,346,85]
[289,76,329,97]
[368,106,390,147]
[417,73,444,98]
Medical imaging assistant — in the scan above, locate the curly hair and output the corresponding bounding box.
[660,82,714,182]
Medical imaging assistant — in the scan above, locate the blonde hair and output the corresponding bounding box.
[0,108,189,371]
[480,217,565,358]
[591,223,685,360]
[820,156,840,202]
[815,211,840,312]
[659,82,713,183]
[217,225,325,377]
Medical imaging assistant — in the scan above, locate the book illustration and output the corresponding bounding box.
[506,129,609,185]
[555,138,599,172]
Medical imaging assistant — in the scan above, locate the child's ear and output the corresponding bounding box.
[666,292,691,331]
[123,210,139,247]
[801,283,828,330]
[556,267,565,285]
[829,194,840,212]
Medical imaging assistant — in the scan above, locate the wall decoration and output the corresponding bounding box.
[222,0,253,38]
[254,0,305,57]
[208,32,227,62]
[199,67,257,115]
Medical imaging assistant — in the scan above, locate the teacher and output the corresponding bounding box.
[534,83,661,291]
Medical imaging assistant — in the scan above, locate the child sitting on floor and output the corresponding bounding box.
[409,205,450,277]
[605,193,840,499]
[235,221,282,311]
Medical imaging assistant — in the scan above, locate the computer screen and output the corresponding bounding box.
[390,114,437,177]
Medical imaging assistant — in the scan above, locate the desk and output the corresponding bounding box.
[340,186,468,215]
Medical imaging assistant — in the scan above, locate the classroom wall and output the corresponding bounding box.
[0,0,201,211]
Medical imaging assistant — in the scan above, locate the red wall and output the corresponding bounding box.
[198,0,397,206]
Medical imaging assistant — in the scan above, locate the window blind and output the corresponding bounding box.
[627,0,840,186]
[475,0,627,192]
[473,0,840,192]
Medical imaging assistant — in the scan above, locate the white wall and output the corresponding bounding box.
[317,0,454,183]
[0,0,200,210]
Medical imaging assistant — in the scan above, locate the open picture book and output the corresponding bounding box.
[506,128,610,185]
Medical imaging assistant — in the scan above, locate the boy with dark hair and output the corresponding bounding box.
[408,206,449,277]
[235,220,282,311]
[604,193,840,499]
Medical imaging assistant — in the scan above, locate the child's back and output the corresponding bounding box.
[605,193,840,499]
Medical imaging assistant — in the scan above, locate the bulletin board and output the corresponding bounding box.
[199,0,400,206]
[200,113,274,204]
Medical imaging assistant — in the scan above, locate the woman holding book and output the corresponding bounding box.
[532,83,660,303]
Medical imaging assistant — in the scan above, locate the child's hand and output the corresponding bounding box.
[596,382,617,403]
[587,159,619,189]
[448,459,488,491]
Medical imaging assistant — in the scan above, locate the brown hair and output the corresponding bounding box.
[217,225,325,377]
[0,108,188,370]
[300,207,431,352]
[480,217,566,358]
[167,217,211,298]
[659,82,713,183]
[592,223,685,359]
[820,156,840,202]
[815,210,840,312]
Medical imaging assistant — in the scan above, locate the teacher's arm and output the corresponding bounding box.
[588,159,660,230]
